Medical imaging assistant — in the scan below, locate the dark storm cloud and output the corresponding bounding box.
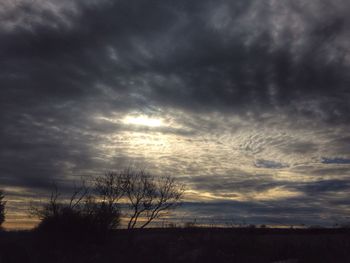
[0,112,100,188]
[1,0,349,118]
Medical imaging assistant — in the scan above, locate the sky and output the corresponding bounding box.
[1,0,350,229]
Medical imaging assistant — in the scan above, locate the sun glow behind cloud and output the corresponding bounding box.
[123,115,163,127]
[94,114,165,128]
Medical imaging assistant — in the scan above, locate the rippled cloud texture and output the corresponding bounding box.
[1,0,350,228]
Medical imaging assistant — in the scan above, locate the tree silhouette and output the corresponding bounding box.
[30,169,184,232]
[0,190,5,228]
[120,169,185,229]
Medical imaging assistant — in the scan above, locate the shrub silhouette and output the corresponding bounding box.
[84,195,120,234]
[37,206,89,234]
[0,190,5,228]
[31,184,120,238]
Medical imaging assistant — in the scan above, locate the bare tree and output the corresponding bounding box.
[0,190,5,228]
[121,169,185,229]
[94,171,124,208]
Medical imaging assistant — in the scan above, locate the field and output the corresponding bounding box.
[1,228,350,263]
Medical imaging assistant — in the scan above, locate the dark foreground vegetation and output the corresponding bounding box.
[1,227,350,263]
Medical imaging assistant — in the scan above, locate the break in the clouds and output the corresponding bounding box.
[1,0,350,228]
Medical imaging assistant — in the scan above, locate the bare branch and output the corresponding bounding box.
[69,181,89,209]
[120,169,185,229]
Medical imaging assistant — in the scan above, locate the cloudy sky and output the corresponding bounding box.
[1,0,350,229]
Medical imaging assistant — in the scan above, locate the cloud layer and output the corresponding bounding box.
[1,0,350,228]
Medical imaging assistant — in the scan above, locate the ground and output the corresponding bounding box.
[0,228,350,263]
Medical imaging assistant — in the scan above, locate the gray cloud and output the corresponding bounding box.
[1,0,349,117]
[255,159,289,169]
[177,198,348,226]
[278,141,319,155]
[322,157,350,164]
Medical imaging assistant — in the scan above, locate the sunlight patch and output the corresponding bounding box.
[252,187,303,201]
[123,115,163,127]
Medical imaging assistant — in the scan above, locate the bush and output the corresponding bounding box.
[184,220,197,228]
[84,196,120,234]
[31,185,120,239]
[36,206,88,233]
